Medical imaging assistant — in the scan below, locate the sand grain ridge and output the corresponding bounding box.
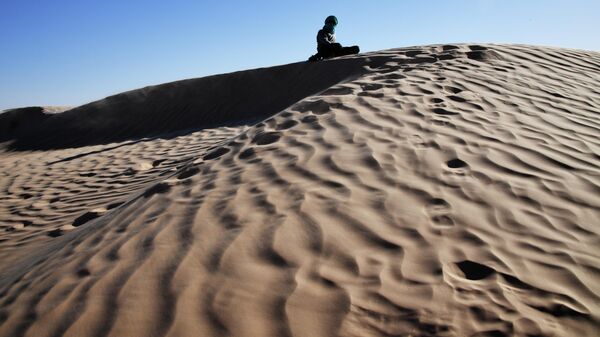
[0,44,599,337]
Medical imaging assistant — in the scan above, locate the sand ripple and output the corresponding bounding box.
[1,44,599,337]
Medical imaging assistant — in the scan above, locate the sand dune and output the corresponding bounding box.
[0,44,599,337]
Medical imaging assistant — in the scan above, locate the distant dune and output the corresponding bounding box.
[0,44,598,337]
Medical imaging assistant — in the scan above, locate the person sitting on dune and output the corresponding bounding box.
[308,15,359,62]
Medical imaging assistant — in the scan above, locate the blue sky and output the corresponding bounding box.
[1,0,598,110]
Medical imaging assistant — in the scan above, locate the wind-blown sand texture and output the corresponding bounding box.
[1,44,599,337]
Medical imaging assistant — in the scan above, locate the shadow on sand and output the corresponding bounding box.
[0,57,370,151]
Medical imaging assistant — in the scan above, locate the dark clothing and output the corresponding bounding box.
[308,24,359,62]
[309,42,359,61]
[318,42,343,58]
[317,28,336,46]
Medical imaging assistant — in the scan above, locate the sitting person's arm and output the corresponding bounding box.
[317,29,336,46]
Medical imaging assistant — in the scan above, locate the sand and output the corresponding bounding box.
[0,44,599,337]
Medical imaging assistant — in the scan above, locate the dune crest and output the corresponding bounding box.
[1,44,599,337]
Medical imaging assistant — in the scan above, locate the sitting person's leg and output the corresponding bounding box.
[339,45,360,56]
[318,43,342,59]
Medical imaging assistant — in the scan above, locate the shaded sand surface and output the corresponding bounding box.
[0,44,599,337]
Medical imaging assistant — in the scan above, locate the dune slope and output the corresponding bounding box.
[0,44,599,337]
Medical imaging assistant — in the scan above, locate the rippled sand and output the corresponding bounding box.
[1,44,599,337]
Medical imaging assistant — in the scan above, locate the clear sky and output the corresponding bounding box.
[1,0,599,110]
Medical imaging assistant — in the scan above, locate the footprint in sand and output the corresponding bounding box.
[432,107,459,116]
[238,147,256,160]
[142,182,171,198]
[443,86,463,94]
[466,51,487,61]
[107,201,124,210]
[446,95,467,103]
[275,119,298,130]
[19,193,33,200]
[446,158,468,169]
[72,210,104,227]
[442,45,460,51]
[441,158,472,186]
[437,53,456,61]
[465,45,490,62]
[425,198,455,228]
[47,228,63,237]
[177,166,201,180]
[152,159,166,167]
[252,132,281,145]
[468,45,488,51]
[293,99,330,115]
[122,167,137,176]
[443,259,498,290]
[436,46,460,60]
[203,147,230,160]
[357,91,385,98]
[455,260,496,280]
[76,268,91,277]
[428,97,445,104]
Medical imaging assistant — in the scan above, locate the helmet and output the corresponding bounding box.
[325,15,338,26]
